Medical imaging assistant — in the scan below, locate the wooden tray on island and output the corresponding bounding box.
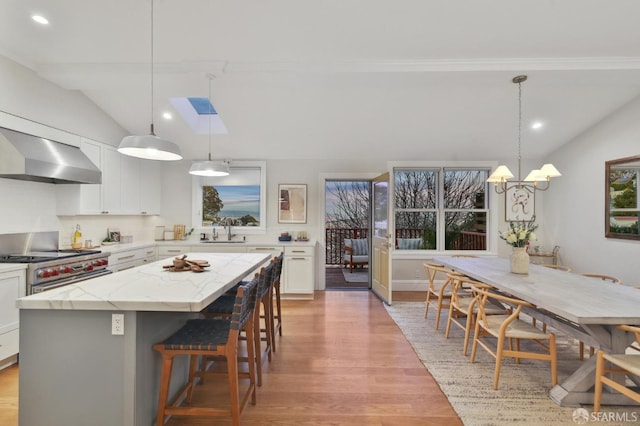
[163,259,210,273]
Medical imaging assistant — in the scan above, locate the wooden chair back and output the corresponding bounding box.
[581,273,622,284]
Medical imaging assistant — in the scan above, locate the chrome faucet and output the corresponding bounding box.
[226,219,236,241]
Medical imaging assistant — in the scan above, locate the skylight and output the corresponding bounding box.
[188,97,217,115]
[169,97,228,135]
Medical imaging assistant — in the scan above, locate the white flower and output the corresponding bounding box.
[499,216,538,248]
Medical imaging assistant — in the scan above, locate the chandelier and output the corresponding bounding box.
[487,75,561,193]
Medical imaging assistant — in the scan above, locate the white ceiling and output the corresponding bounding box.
[2,0,640,162]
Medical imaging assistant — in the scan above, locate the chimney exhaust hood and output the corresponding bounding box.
[0,127,102,184]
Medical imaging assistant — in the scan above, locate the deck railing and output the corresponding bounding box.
[325,228,486,264]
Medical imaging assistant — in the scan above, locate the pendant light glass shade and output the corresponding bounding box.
[118,0,182,162]
[189,157,230,176]
[119,125,182,161]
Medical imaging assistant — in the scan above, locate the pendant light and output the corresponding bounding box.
[118,0,182,161]
[487,75,561,193]
[189,74,230,176]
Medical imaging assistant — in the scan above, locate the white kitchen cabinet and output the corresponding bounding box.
[120,155,161,215]
[157,245,189,260]
[101,145,122,213]
[247,245,284,256]
[139,160,161,215]
[282,245,314,298]
[0,268,26,368]
[56,138,161,215]
[108,245,157,272]
[191,244,248,254]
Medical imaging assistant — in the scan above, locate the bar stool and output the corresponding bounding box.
[269,253,284,349]
[153,276,259,426]
[202,264,274,386]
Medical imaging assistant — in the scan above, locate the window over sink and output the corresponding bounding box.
[191,160,267,234]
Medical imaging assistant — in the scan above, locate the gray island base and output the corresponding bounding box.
[17,252,271,426]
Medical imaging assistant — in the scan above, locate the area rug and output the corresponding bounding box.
[384,301,635,426]
[341,268,368,283]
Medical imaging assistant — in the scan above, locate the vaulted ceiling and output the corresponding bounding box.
[2,0,640,162]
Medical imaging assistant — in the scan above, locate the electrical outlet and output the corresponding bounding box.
[112,313,124,335]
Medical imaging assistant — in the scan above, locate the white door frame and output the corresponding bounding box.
[317,172,380,290]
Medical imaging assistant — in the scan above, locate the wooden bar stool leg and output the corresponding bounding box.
[156,353,174,426]
[226,345,241,426]
[275,282,283,336]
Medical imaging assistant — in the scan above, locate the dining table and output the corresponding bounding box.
[434,256,640,407]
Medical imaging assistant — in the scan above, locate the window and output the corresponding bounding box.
[192,161,266,233]
[394,167,490,251]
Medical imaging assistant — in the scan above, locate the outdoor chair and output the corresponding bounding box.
[594,324,640,412]
[470,288,558,390]
[343,238,368,273]
[396,237,422,250]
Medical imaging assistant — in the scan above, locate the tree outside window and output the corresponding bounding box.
[394,168,489,251]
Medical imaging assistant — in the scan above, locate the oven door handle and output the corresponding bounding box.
[30,270,113,294]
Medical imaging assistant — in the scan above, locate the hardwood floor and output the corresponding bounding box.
[0,290,461,426]
[325,266,370,289]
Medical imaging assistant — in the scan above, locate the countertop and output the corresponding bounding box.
[155,239,316,246]
[16,252,271,312]
[0,263,27,273]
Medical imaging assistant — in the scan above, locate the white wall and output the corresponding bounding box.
[1,51,638,287]
[0,55,131,238]
[0,55,127,146]
[542,96,640,286]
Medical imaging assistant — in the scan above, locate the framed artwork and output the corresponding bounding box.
[505,186,535,221]
[278,184,307,224]
[108,228,121,242]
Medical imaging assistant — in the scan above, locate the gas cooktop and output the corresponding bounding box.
[0,249,102,263]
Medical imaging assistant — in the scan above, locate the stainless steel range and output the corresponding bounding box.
[0,231,112,294]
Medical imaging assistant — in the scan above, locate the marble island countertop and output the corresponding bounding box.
[16,252,271,312]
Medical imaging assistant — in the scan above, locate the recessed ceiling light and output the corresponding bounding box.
[531,121,543,130]
[162,112,173,120]
[31,15,49,25]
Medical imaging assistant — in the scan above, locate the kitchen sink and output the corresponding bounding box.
[200,240,246,243]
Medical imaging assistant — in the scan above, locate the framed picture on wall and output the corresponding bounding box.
[505,186,535,221]
[278,184,307,224]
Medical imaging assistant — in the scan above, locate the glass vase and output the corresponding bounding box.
[510,247,529,274]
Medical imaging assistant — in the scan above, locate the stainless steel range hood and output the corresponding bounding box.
[0,127,101,184]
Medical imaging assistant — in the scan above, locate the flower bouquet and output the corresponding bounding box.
[500,216,538,274]
[500,216,538,248]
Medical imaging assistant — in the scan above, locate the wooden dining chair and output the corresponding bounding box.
[581,273,622,284]
[470,288,558,390]
[423,262,464,330]
[541,264,572,272]
[594,324,640,412]
[445,275,509,356]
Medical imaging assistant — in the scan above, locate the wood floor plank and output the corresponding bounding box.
[0,290,461,425]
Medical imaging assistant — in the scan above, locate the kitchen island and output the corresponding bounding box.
[16,252,271,426]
